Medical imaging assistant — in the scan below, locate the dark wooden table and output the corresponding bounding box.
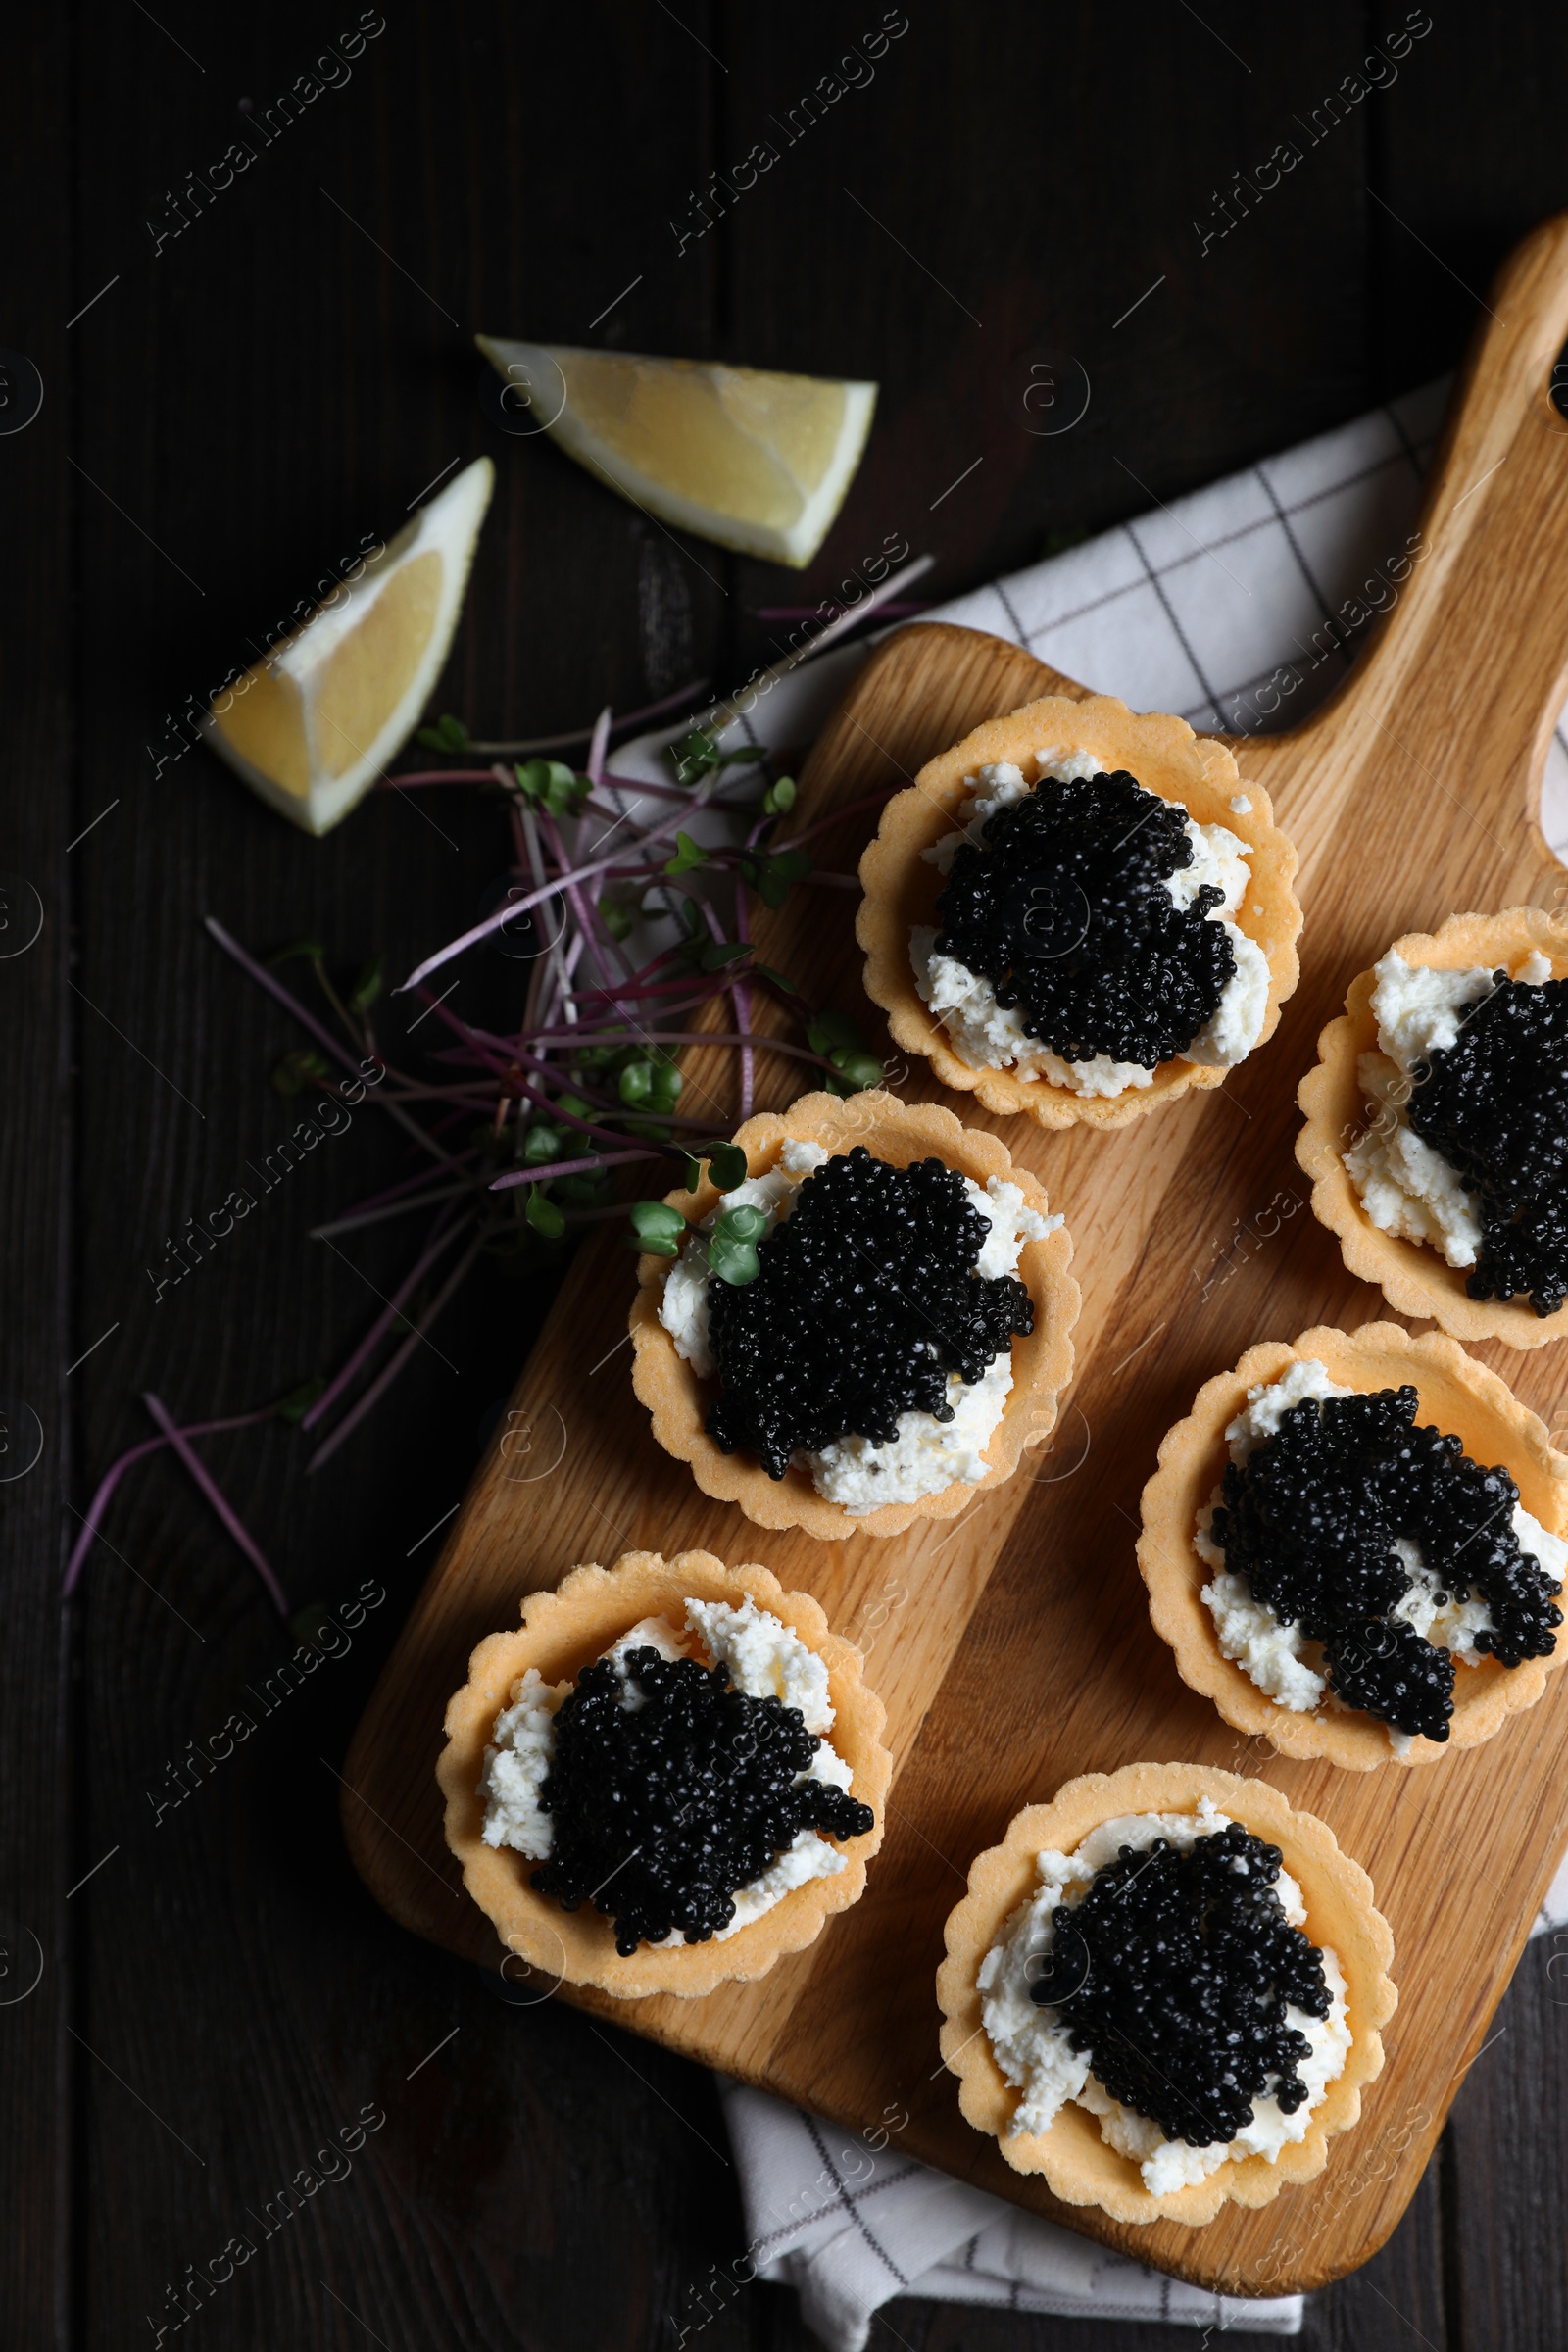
[6,6,1568,2345]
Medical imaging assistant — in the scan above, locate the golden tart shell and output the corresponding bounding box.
[1296,906,1568,1348]
[936,1761,1396,2226]
[857,692,1301,1130]
[1138,1322,1568,1769]
[438,1548,892,2000]
[628,1087,1079,1540]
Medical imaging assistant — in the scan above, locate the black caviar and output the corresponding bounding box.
[531,1647,872,1955]
[933,767,1235,1067]
[1211,1385,1561,1740]
[1030,1821,1330,2147]
[1403,970,1568,1316]
[706,1147,1034,1480]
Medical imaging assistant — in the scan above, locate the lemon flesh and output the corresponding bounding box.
[478,338,875,569]
[204,456,494,836]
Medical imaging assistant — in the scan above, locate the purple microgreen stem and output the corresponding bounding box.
[301,1211,471,1431]
[306,1232,488,1473]
[488,1147,657,1194]
[142,1393,290,1618]
[205,917,453,1169]
[458,676,712,756]
[63,1407,276,1595]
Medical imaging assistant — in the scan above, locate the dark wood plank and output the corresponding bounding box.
[0,8,73,2348]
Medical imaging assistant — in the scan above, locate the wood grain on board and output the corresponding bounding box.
[342,213,1568,2298]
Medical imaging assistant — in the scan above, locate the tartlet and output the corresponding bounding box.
[628,1087,1080,1540]
[936,1762,1396,2227]
[1298,907,1568,1347]
[438,1549,891,1999]
[858,692,1301,1130]
[1138,1323,1568,1769]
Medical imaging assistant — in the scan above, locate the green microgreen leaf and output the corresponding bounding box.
[268,939,326,969]
[349,955,384,1013]
[741,846,811,909]
[271,1047,329,1096]
[628,1200,688,1255]
[706,1142,748,1192]
[290,1600,335,1650]
[707,1200,767,1286]
[699,940,751,971]
[524,1186,565,1239]
[829,1051,884,1093]
[521,1122,564,1165]
[754,962,801,995]
[667,727,768,786]
[514,757,590,817]
[680,1140,749,1193]
[273,1376,325,1423]
[806,1007,883,1095]
[416,712,470,753]
[806,1008,868,1058]
[761,774,797,816]
[663,830,708,878]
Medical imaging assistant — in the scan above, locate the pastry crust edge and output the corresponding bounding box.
[857,693,1302,1131]
[1297,906,1568,1348]
[935,1760,1396,2225]
[438,1549,892,1999]
[1137,1322,1568,1769]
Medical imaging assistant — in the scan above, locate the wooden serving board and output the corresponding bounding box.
[343,212,1568,2298]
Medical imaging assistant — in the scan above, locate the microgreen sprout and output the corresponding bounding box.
[69,616,917,1617]
[628,1200,688,1256]
[663,830,708,878]
[416,711,470,754]
[682,1141,749,1192]
[707,1201,767,1286]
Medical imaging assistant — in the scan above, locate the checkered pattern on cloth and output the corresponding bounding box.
[716,2080,1304,2347]
[612,379,1568,2348]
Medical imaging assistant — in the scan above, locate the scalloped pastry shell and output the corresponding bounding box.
[438,1549,892,2000]
[1138,1323,1568,1769]
[628,1088,1080,1540]
[857,694,1302,1130]
[936,1762,1396,2226]
[1297,906,1568,1347]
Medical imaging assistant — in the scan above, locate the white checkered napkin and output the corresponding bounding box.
[715,2081,1304,2349]
[932,381,1451,747]
[922,376,1568,847]
[616,372,1568,848]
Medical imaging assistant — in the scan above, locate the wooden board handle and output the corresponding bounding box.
[1290,208,1568,861]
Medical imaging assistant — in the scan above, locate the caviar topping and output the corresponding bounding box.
[1212,1385,1562,1740]
[705,1147,1034,1480]
[932,768,1235,1067]
[1404,971,1568,1316]
[1029,1821,1330,2147]
[531,1647,873,1955]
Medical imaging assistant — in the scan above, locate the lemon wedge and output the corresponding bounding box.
[203,456,494,836]
[478,338,875,569]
